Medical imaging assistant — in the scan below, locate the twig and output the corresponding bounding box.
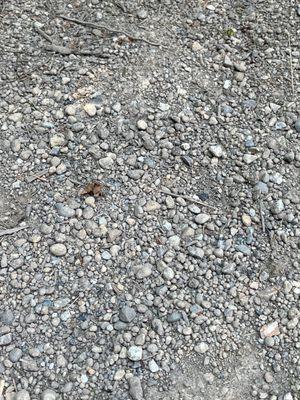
[287,33,295,97]
[160,190,217,210]
[59,14,162,47]
[34,23,108,57]
[44,43,108,57]
[0,225,27,237]
[259,199,265,234]
[34,24,53,43]
[27,168,49,183]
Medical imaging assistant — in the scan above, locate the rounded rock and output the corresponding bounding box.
[50,243,67,257]
[40,389,58,400]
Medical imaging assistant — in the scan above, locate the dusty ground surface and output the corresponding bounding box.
[0,0,299,399]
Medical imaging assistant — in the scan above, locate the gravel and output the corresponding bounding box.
[0,0,299,399]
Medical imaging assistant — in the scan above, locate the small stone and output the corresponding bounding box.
[192,41,202,52]
[234,61,246,72]
[127,346,143,361]
[83,103,97,116]
[114,369,125,381]
[158,103,170,112]
[260,321,280,338]
[137,9,148,19]
[283,393,293,400]
[264,372,273,383]
[271,199,284,215]
[167,311,182,323]
[243,154,258,164]
[195,213,211,224]
[134,264,152,279]
[144,200,160,212]
[242,214,251,226]
[255,182,269,194]
[50,243,67,257]
[188,247,204,259]
[40,389,58,400]
[128,377,143,400]
[236,244,251,255]
[209,144,223,158]
[50,134,65,148]
[14,390,31,400]
[148,359,160,373]
[0,333,12,346]
[162,267,174,280]
[137,120,148,130]
[119,306,136,323]
[295,118,300,133]
[65,105,76,116]
[195,342,209,354]
[56,203,75,218]
[9,112,23,122]
[9,347,22,362]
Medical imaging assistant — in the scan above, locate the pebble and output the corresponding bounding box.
[14,390,31,400]
[242,214,251,226]
[40,389,58,400]
[195,342,209,354]
[83,103,97,116]
[195,214,211,224]
[50,134,65,148]
[0,333,12,346]
[56,203,75,218]
[188,247,204,258]
[134,264,152,279]
[128,377,143,400]
[260,321,280,338]
[148,359,160,373]
[209,144,223,158]
[137,120,148,130]
[127,346,143,361]
[50,243,67,257]
[119,306,136,323]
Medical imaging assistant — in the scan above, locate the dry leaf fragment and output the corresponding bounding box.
[79,182,104,197]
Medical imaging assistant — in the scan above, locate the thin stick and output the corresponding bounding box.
[160,190,217,210]
[259,199,265,234]
[34,24,53,43]
[0,226,27,237]
[288,33,295,97]
[59,14,161,47]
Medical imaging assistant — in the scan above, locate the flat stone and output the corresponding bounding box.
[40,389,58,400]
[188,247,204,258]
[9,347,22,362]
[0,333,12,346]
[236,244,251,255]
[15,390,31,400]
[119,306,136,323]
[209,144,223,158]
[167,311,182,323]
[56,203,75,218]
[195,213,211,224]
[50,243,67,257]
[128,376,143,400]
[144,200,160,212]
[134,264,152,279]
